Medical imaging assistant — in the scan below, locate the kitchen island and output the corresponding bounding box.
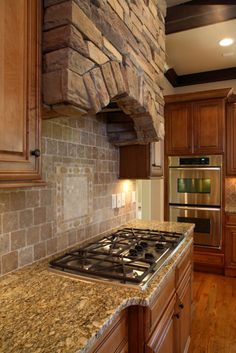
[0,220,194,353]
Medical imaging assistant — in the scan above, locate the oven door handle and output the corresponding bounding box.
[169,167,221,171]
[169,205,221,211]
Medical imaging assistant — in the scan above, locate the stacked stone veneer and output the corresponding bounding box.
[0,115,136,276]
[43,0,166,144]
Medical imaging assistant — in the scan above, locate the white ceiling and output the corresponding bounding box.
[166,19,236,75]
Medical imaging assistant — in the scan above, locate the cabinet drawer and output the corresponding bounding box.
[175,247,192,289]
[225,214,236,226]
[144,271,175,338]
[91,311,128,353]
[194,252,224,266]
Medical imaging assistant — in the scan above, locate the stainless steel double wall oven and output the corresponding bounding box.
[168,156,222,248]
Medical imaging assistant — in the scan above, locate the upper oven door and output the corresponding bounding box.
[169,167,221,206]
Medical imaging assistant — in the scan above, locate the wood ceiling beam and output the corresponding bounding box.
[165,67,236,87]
[166,2,236,34]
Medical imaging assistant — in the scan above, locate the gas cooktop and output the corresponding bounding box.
[49,228,184,288]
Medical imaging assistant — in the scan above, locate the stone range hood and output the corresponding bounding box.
[42,0,166,145]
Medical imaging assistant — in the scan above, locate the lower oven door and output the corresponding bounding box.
[169,205,221,248]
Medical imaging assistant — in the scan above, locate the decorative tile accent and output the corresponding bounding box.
[56,164,93,233]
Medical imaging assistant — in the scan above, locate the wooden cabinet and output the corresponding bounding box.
[193,250,224,274]
[145,296,176,353]
[89,311,128,353]
[0,0,43,188]
[165,103,192,156]
[119,141,163,179]
[175,267,191,353]
[165,89,231,156]
[193,99,224,154]
[226,101,236,175]
[225,213,236,277]
[144,246,192,353]
[175,248,192,353]
[88,246,193,353]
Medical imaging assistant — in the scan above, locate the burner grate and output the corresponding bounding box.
[50,250,156,284]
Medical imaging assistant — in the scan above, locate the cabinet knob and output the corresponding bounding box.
[31,149,41,157]
[179,303,184,309]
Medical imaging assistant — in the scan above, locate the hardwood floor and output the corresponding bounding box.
[190,271,236,353]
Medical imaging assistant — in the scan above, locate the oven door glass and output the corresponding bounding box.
[177,178,211,194]
[169,205,221,248]
[169,167,221,206]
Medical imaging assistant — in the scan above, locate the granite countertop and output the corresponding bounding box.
[225,205,236,214]
[0,220,194,353]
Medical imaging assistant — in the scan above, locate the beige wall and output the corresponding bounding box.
[137,179,164,221]
[0,116,136,277]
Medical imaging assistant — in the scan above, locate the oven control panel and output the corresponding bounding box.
[179,157,209,165]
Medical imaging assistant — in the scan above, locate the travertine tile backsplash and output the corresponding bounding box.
[0,115,136,276]
[225,178,236,206]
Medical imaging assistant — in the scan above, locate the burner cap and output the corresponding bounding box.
[140,241,148,248]
[155,242,166,250]
[135,244,143,252]
[129,248,138,257]
[145,252,155,261]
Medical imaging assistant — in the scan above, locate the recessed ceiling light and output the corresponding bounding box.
[219,38,234,47]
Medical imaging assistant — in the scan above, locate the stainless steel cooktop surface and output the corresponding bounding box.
[49,228,184,288]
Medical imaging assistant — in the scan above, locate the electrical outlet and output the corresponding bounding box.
[117,193,122,208]
[112,194,117,209]
[121,193,126,206]
[132,191,136,203]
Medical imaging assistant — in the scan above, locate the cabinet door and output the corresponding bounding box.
[90,311,128,353]
[165,103,192,156]
[193,99,224,154]
[119,145,151,179]
[226,103,236,175]
[225,227,236,269]
[145,296,175,353]
[0,0,42,187]
[175,269,191,353]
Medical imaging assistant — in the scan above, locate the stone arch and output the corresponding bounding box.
[43,59,164,144]
[42,0,165,145]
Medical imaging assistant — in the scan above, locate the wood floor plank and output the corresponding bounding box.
[190,272,236,353]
